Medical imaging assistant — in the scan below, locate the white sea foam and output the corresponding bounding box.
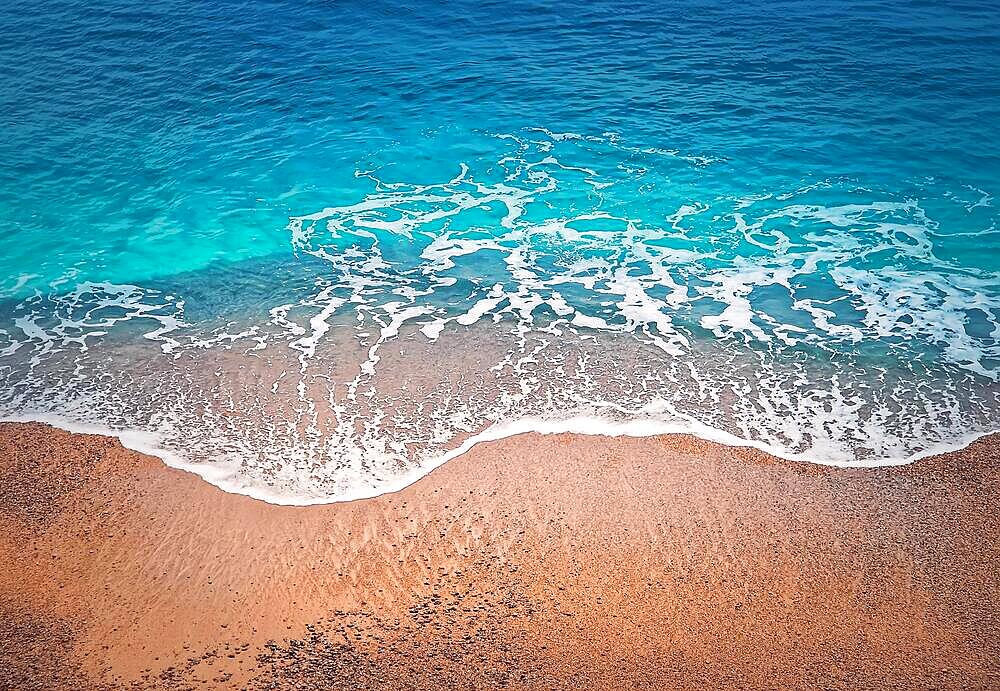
[1,130,998,504]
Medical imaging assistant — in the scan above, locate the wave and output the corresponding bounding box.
[1,130,998,503]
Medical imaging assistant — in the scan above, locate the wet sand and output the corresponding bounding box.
[1,421,998,689]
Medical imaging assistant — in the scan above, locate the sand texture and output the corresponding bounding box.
[1,421,999,689]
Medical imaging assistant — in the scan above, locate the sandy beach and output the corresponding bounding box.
[1,421,999,689]
[4,0,1000,688]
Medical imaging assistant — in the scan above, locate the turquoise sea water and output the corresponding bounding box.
[1,0,999,502]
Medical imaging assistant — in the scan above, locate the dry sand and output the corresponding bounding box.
[1,421,999,689]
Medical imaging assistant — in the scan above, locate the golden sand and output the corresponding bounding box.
[1,422,998,689]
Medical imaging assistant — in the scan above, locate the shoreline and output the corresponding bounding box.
[2,420,999,689]
[3,411,997,507]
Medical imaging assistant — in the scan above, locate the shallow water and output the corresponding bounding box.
[1,0,999,502]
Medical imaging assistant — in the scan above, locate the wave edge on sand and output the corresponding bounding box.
[3,410,998,506]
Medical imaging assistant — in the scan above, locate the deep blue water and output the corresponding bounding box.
[1,0,999,502]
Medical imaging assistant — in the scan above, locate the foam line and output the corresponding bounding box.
[3,411,997,507]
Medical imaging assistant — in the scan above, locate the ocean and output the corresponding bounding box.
[1,0,998,502]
